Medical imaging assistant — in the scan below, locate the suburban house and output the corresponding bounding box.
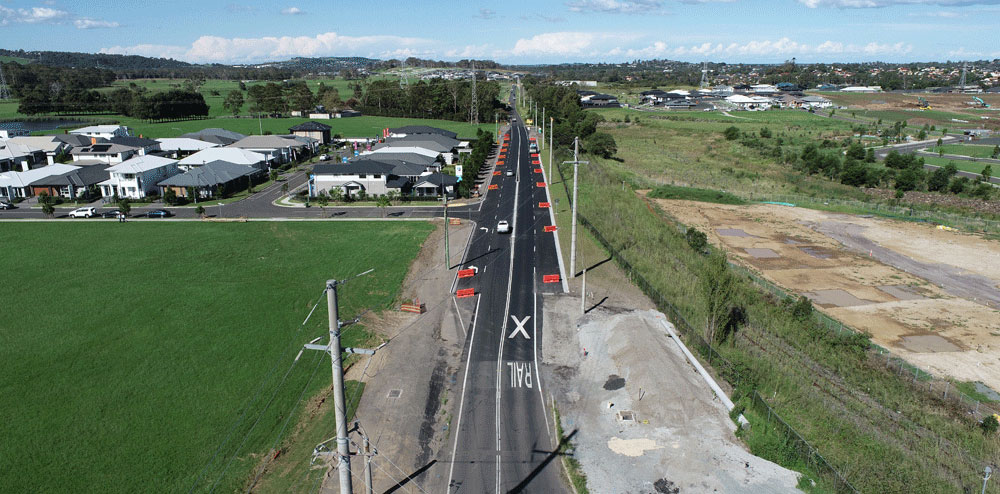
[750,84,779,95]
[228,135,309,164]
[800,95,833,109]
[579,91,620,107]
[55,134,100,149]
[5,136,68,165]
[375,133,464,163]
[157,160,263,200]
[366,151,440,169]
[840,86,882,93]
[177,148,269,170]
[411,173,458,198]
[70,141,140,164]
[775,94,804,109]
[28,162,109,199]
[0,127,30,138]
[712,85,735,96]
[180,128,247,146]
[109,136,161,156]
[387,126,458,140]
[69,125,131,139]
[289,121,332,145]
[98,155,180,199]
[156,138,219,158]
[0,140,47,172]
[310,161,398,197]
[0,163,80,199]
[640,90,688,105]
[726,94,773,111]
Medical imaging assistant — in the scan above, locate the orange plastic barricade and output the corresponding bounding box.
[534,168,543,173]
[536,182,546,187]
[542,274,560,283]
[456,288,475,298]
[543,225,557,232]
[494,171,502,176]
[488,184,499,190]
[538,202,550,208]
[449,218,461,225]
[529,137,536,141]
[531,153,539,158]
[457,269,475,278]
[401,303,425,313]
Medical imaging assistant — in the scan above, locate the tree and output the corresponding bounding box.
[981,165,992,183]
[972,182,994,200]
[701,253,740,344]
[845,141,866,161]
[791,296,813,321]
[162,187,178,205]
[195,205,205,217]
[981,414,999,434]
[117,197,131,217]
[895,166,924,192]
[269,169,279,182]
[927,164,957,192]
[685,227,708,253]
[917,129,927,140]
[223,90,244,117]
[949,177,968,195]
[39,193,55,217]
[993,145,1000,159]
[865,148,875,163]
[281,182,289,196]
[584,132,617,159]
[840,160,870,187]
[723,126,740,141]
[375,194,391,217]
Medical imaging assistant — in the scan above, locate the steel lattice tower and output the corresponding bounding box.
[469,62,479,125]
[699,61,709,89]
[0,63,11,100]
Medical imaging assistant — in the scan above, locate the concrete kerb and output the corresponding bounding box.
[657,315,750,428]
[449,218,479,293]
[533,129,570,293]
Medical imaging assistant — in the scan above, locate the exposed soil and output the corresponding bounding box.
[651,198,1000,391]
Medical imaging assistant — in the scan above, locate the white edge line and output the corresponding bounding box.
[537,137,570,293]
[533,267,552,440]
[453,296,466,338]
[446,293,483,492]
[450,219,478,294]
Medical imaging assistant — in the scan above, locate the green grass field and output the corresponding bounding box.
[0,221,433,493]
[922,155,999,178]
[931,144,999,159]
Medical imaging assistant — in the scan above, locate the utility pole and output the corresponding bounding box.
[363,435,374,494]
[541,108,545,149]
[563,138,589,278]
[302,271,377,494]
[443,190,450,265]
[548,117,553,179]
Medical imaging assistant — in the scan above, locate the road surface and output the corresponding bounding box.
[446,96,567,493]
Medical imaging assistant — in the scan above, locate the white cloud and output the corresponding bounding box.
[566,0,665,13]
[799,0,1000,7]
[476,8,497,19]
[511,32,637,56]
[606,37,913,59]
[102,31,435,63]
[280,7,304,15]
[74,18,120,29]
[0,6,69,25]
[948,47,983,57]
[445,44,493,58]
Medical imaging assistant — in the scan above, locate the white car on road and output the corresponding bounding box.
[497,220,511,234]
[68,207,97,218]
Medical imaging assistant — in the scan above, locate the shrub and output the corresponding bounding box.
[723,126,740,141]
[791,296,813,321]
[685,227,708,253]
[981,415,999,435]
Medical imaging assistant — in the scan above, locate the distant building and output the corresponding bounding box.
[98,155,180,199]
[840,86,882,93]
[69,125,131,139]
[289,121,332,145]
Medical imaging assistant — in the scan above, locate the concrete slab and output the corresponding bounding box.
[745,248,780,259]
[803,289,876,308]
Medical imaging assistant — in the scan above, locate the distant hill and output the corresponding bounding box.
[0,49,191,70]
[240,56,380,72]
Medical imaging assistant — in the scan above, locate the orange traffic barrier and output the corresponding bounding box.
[542,274,560,283]
[456,288,475,298]
[543,225,557,232]
[534,168,543,173]
[494,171,502,176]
[488,184,498,190]
[538,202,550,208]
[536,182,546,187]
[449,218,461,225]
[401,301,426,313]
[458,268,476,278]
[531,153,539,158]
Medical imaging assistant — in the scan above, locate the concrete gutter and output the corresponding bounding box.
[657,316,750,428]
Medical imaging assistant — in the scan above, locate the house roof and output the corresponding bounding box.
[375,140,451,153]
[800,95,831,102]
[389,133,461,149]
[180,128,247,142]
[5,136,64,153]
[228,135,305,149]
[289,121,332,132]
[107,155,178,174]
[158,161,259,187]
[366,147,440,159]
[313,160,396,176]
[387,126,457,139]
[386,176,411,189]
[178,148,267,166]
[70,143,139,156]
[109,136,160,148]
[387,161,432,176]
[363,152,436,165]
[30,164,109,187]
[0,164,80,188]
[414,173,459,187]
[69,125,128,135]
[156,138,219,152]
[55,134,100,147]
[0,140,40,159]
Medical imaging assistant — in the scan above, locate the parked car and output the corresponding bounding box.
[319,154,330,161]
[506,170,514,177]
[143,209,173,218]
[68,207,97,218]
[0,200,16,210]
[101,210,124,218]
[497,220,510,234]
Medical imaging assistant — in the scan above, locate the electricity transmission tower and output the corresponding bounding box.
[0,63,11,100]
[399,59,409,89]
[959,61,968,89]
[699,61,709,89]
[469,62,479,125]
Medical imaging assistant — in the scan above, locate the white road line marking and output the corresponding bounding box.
[533,276,552,439]
[447,293,483,492]
[508,315,531,339]
[453,296,466,338]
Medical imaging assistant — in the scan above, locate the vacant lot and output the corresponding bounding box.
[654,198,1000,391]
[0,221,432,493]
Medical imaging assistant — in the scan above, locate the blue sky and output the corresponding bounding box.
[1,0,998,64]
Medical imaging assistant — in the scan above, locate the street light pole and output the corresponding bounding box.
[325,280,353,494]
[983,466,992,494]
[564,137,588,278]
[548,117,554,180]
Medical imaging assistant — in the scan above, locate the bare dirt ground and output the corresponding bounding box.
[652,198,1000,392]
[542,295,802,493]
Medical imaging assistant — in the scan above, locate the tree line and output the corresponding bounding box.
[523,84,617,158]
[456,129,495,198]
[354,78,503,121]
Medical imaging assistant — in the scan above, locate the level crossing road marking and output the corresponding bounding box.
[506,361,533,388]
[508,315,531,339]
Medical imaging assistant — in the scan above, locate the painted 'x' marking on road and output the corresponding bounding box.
[508,315,531,339]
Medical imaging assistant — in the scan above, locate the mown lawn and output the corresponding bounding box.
[0,221,433,494]
[922,156,999,178]
[931,144,998,159]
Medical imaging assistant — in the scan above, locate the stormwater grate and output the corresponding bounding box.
[388,389,402,399]
[617,410,636,422]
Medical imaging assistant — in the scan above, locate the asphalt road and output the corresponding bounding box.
[446,98,566,493]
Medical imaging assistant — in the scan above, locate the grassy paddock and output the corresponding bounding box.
[931,144,998,159]
[0,221,433,493]
[647,184,747,204]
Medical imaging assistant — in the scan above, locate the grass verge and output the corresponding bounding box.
[647,184,747,205]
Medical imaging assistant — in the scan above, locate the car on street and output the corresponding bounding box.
[319,154,330,160]
[68,207,97,218]
[506,170,514,177]
[497,220,510,234]
[0,200,16,210]
[101,210,124,218]
[143,209,173,218]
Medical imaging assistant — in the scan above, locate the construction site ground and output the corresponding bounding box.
[651,198,1000,393]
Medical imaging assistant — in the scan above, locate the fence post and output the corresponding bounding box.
[943,381,949,399]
